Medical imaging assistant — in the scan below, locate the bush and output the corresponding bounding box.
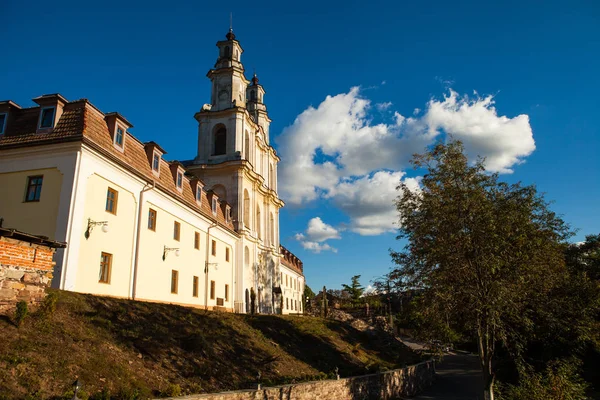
[497,360,589,400]
[40,291,59,317]
[161,384,181,397]
[14,301,28,327]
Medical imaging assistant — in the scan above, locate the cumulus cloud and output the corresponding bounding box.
[295,217,340,253]
[277,87,535,236]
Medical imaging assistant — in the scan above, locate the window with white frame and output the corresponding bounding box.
[196,186,202,202]
[177,171,183,189]
[115,126,124,147]
[39,107,55,129]
[152,152,160,172]
[211,197,218,215]
[0,113,7,135]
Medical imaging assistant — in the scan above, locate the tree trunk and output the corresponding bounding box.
[478,319,495,400]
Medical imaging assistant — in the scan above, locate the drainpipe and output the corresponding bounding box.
[131,180,156,299]
[204,220,218,310]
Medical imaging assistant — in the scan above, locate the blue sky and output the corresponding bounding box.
[3,0,599,291]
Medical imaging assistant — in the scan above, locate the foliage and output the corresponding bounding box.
[497,360,589,400]
[40,290,59,317]
[303,285,316,299]
[250,287,256,315]
[342,275,364,306]
[161,383,181,397]
[565,234,600,281]
[15,301,28,327]
[390,140,573,399]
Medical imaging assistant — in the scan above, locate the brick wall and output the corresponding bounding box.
[0,236,56,313]
[160,360,435,400]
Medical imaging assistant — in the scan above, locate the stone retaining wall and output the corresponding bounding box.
[163,360,435,400]
[0,236,57,313]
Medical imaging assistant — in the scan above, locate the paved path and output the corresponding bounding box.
[407,353,484,400]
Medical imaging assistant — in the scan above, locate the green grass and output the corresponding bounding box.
[0,289,422,399]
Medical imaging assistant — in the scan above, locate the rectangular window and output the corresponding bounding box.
[105,187,118,214]
[225,247,230,262]
[286,275,288,287]
[25,175,43,202]
[115,127,124,147]
[211,240,216,256]
[192,276,199,297]
[194,232,200,250]
[173,221,180,241]
[148,208,157,231]
[225,284,229,302]
[99,252,112,283]
[177,172,183,188]
[286,298,289,310]
[211,198,217,214]
[210,280,215,300]
[152,153,160,171]
[0,113,6,134]
[171,270,178,294]
[39,107,55,128]
[196,186,202,202]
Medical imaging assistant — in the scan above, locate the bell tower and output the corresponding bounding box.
[209,29,249,111]
[189,29,285,315]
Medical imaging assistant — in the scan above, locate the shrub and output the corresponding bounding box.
[497,360,589,400]
[40,291,59,317]
[14,301,28,327]
[161,384,181,397]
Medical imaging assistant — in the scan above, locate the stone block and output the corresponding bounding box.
[5,269,25,280]
[0,288,16,300]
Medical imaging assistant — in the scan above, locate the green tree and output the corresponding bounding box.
[390,140,572,400]
[303,284,316,300]
[342,275,364,307]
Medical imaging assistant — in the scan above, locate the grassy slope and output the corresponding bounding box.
[0,290,421,399]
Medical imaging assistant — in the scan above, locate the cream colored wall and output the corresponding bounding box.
[0,168,62,238]
[281,265,305,314]
[73,173,136,297]
[134,192,236,310]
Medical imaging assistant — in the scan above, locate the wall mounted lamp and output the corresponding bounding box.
[85,218,109,239]
[163,246,180,260]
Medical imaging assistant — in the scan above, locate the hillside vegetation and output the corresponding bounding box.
[0,290,421,400]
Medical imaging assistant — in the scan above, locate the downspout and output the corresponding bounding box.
[131,180,156,300]
[60,149,83,290]
[204,220,218,310]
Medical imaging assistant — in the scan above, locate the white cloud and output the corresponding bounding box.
[295,217,340,253]
[277,87,535,236]
[376,102,393,111]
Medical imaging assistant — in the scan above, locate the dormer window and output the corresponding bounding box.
[39,107,55,129]
[226,207,232,223]
[115,127,124,147]
[196,186,202,202]
[176,172,183,189]
[0,113,6,135]
[211,197,218,215]
[152,152,160,172]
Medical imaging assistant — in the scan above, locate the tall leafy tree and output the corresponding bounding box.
[342,275,364,306]
[390,140,572,400]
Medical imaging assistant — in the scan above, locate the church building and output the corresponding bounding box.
[0,29,304,315]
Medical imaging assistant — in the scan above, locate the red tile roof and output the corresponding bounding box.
[280,245,304,275]
[0,96,235,232]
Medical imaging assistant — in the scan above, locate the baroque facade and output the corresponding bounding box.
[0,30,304,314]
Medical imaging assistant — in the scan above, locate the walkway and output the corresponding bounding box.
[407,353,483,400]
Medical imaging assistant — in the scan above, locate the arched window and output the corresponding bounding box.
[224,46,230,58]
[243,189,250,228]
[213,125,226,156]
[269,213,274,246]
[244,246,250,266]
[256,205,261,239]
[244,131,250,161]
[269,164,274,188]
